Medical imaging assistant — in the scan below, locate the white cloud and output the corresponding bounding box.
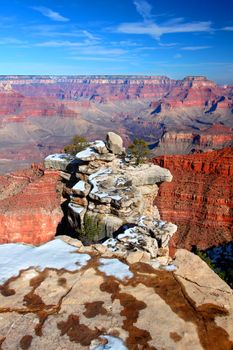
[134,0,152,19]
[35,40,85,47]
[70,56,129,62]
[116,1,213,40]
[181,45,212,51]
[174,53,182,59]
[222,26,233,31]
[158,42,177,47]
[116,20,213,39]
[32,6,69,22]
[0,37,28,45]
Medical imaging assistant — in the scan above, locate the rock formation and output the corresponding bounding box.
[0,75,232,173]
[153,147,233,250]
[44,133,177,266]
[0,236,232,350]
[0,166,63,244]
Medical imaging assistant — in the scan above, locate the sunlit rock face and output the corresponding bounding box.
[153,147,233,250]
[0,166,63,244]
[0,236,232,350]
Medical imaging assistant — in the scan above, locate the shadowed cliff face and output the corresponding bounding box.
[0,75,233,173]
[153,147,233,250]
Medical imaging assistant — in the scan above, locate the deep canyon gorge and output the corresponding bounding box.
[0,75,232,255]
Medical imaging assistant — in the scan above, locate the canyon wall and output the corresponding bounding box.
[0,166,63,244]
[0,75,232,173]
[153,147,233,250]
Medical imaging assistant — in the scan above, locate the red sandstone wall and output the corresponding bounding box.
[0,168,63,244]
[153,147,233,250]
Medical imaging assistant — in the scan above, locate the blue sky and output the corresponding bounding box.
[0,0,233,83]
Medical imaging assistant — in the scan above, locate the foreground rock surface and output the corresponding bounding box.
[0,237,232,350]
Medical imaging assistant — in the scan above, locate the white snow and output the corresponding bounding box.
[0,239,91,285]
[76,147,96,159]
[138,216,146,227]
[118,227,138,240]
[161,264,177,272]
[117,227,143,246]
[110,195,122,201]
[89,168,112,181]
[88,169,122,202]
[98,258,133,280]
[115,177,127,187]
[93,335,128,350]
[89,168,113,199]
[102,238,118,250]
[72,180,86,192]
[68,203,85,214]
[92,140,106,148]
[45,153,73,162]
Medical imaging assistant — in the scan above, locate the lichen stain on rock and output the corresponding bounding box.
[170,332,182,342]
[19,335,33,350]
[83,301,107,318]
[100,262,233,350]
[35,310,50,337]
[57,277,67,287]
[57,314,104,346]
[99,275,156,350]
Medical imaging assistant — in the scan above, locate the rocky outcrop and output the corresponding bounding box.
[45,133,176,265]
[0,236,232,350]
[0,166,63,244]
[153,147,233,250]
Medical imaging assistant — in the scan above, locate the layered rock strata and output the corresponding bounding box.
[0,166,63,244]
[45,133,177,265]
[153,147,233,250]
[0,75,233,173]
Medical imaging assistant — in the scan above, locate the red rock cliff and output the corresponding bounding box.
[0,166,63,244]
[153,147,233,250]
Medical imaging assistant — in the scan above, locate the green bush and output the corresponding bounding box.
[128,138,150,165]
[64,135,89,155]
[78,214,102,243]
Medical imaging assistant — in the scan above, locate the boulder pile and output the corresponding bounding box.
[44,132,177,265]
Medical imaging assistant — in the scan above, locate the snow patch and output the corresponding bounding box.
[72,180,86,192]
[98,258,133,280]
[45,153,73,162]
[76,147,96,159]
[0,239,91,284]
[68,203,85,214]
[93,335,128,350]
[161,264,177,272]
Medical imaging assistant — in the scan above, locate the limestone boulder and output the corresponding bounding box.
[44,153,79,172]
[106,132,124,155]
[125,163,173,186]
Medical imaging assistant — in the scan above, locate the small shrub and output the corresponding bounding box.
[128,138,150,165]
[64,135,89,155]
[78,214,102,243]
